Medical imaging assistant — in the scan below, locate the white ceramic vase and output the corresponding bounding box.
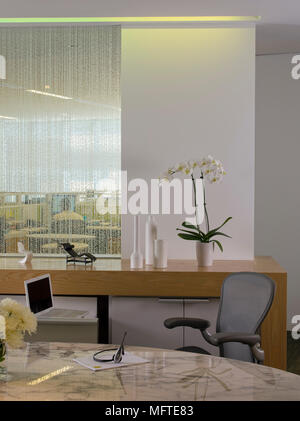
[153,239,168,268]
[145,216,157,265]
[130,214,143,269]
[196,242,213,266]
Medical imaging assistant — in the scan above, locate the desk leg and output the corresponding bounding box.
[97,296,109,344]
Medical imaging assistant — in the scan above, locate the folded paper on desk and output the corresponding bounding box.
[73,352,149,371]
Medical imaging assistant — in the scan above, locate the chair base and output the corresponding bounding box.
[176,346,211,355]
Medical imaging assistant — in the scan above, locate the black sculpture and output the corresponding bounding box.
[60,242,96,265]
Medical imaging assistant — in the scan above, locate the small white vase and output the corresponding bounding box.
[145,216,157,265]
[130,214,143,269]
[153,239,168,268]
[196,242,213,266]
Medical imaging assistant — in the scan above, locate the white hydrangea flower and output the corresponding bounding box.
[5,330,24,348]
[0,298,37,349]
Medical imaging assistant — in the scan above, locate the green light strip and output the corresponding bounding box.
[0,16,260,24]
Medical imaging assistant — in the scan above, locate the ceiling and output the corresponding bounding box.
[0,0,300,54]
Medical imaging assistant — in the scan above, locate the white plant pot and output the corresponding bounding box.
[196,242,213,266]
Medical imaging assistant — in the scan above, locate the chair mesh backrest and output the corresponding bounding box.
[217,272,275,362]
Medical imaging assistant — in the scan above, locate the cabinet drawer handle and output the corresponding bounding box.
[158,299,184,303]
[184,299,210,303]
[158,298,210,303]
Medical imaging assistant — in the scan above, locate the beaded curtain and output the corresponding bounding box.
[0,25,121,256]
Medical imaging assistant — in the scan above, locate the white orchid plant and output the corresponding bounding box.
[160,155,232,252]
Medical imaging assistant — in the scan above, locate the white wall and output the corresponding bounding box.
[255,53,300,329]
[121,27,255,259]
[0,0,260,19]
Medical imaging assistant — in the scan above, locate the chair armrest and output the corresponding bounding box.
[207,332,260,347]
[164,317,210,331]
[206,332,264,363]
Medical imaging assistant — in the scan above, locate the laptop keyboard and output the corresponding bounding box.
[38,308,88,318]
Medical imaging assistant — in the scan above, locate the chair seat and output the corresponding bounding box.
[176,346,211,355]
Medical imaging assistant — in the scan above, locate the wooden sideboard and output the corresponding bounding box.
[0,256,287,370]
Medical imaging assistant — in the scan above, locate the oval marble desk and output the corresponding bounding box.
[0,342,299,401]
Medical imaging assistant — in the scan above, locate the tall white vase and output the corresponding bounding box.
[130,214,143,269]
[196,242,213,266]
[145,216,157,265]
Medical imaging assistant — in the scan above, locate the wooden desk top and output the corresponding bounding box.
[0,256,286,273]
[0,258,287,370]
[0,256,286,297]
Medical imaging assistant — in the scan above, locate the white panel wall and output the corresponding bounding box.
[255,53,300,329]
[0,0,259,19]
[121,27,255,259]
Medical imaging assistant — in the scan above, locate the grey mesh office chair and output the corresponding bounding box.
[164,272,276,364]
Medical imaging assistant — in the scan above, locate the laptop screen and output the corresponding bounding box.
[26,276,53,314]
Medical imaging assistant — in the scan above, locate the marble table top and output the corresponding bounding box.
[0,342,299,401]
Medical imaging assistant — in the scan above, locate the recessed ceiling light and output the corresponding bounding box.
[26,89,72,100]
[0,16,261,24]
[0,115,17,120]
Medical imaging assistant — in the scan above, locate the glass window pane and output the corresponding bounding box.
[0,25,121,256]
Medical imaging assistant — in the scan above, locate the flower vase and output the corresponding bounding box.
[153,239,168,268]
[196,242,213,266]
[145,216,157,265]
[130,214,143,269]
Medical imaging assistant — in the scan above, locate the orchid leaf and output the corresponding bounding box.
[178,233,201,241]
[182,222,199,230]
[176,228,203,240]
[203,231,231,241]
[211,239,223,252]
[177,228,198,235]
[207,217,232,237]
[181,221,205,236]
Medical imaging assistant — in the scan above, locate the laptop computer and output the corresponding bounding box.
[24,274,89,319]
